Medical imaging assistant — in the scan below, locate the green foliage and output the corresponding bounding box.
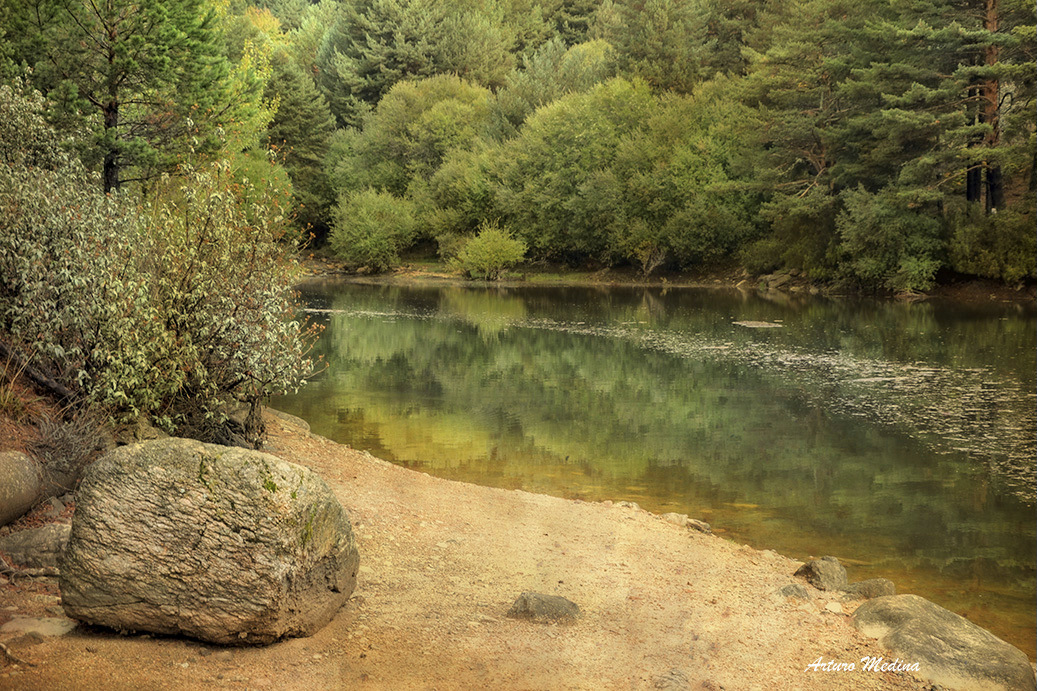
[329,188,418,272]
[328,74,497,199]
[266,51,337,234]
[497,37,616,128]
[497,77,653,261]
[0,84,315,446]
[314,0,519,127]
[836,186,944,292]
[498,78,757,268]
[419,143,500,254]
[592,0,705,93]
[13,0,235,191]
[948,199,1037,284]
[451,221,527,280]
[752,190,842,279]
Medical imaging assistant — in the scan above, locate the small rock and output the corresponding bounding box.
[824,601,844,614]
[42,496,64,518]
[777,584,811,600]
[661,513,689,527]
[686,519,711,535]
[0,451,41,527]
[615,501,640,511]
[842,578,896,600]
[506,592,580,623]
[652,669,690,690]
[3,632,46,650]
[794,556,847,591]
[0,616,77,637]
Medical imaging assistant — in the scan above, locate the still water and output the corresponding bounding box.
[273,280,1037,657]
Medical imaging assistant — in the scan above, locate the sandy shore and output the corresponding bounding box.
[1,411,936,690]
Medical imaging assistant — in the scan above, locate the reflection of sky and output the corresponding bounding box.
[275,280,1037,655]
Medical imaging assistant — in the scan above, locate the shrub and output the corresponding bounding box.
[0,83,317,447]
[329,188,417,272]
[836,186,944,292]
[451,222,527,280]
[948,198,1037,284]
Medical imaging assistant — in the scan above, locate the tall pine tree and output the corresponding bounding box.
[12,0,231,191]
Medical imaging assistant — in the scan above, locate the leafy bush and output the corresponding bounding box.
[142,161,318,443]
[329,188,417,272]
[0,84,317,447]
[836,186,944,292]
[451,222,527,280]
[948,198,1037,284]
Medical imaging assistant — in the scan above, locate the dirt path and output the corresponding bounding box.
[1,412,932,690]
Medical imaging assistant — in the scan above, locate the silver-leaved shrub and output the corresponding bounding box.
[0,82,317,447]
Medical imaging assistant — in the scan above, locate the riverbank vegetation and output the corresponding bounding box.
[3,0,1034,297]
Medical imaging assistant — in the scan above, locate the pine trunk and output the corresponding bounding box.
[103,100,119,193]
[981,0,1003,211]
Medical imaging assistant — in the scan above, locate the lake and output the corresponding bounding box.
[272,279,1037,657]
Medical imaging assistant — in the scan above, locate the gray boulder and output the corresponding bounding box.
[853,594,1035,691]
[794,556,847,591]
[0,523,71,569]
[506,592,581,623]
[0,451,41,527]
[60,438,359,645]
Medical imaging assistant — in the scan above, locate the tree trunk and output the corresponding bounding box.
[981,0,1003,211]
[102,100,119,193]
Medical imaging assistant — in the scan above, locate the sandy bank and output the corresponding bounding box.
[1,411,935,690]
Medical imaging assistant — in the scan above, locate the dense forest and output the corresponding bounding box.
[2,0,1034,292]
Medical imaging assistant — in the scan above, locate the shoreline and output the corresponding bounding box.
[300,256,1037,306]
[2,412,1033,689]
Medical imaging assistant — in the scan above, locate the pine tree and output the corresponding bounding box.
[266,52,337,233]
[13,0,232,192]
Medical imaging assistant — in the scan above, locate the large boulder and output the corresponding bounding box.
[60,438,359,645]
[853,594,1036,691]
[0,451,42,527]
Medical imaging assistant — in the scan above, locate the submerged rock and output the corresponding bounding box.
[853,594,1036,691]
[60,438,359,645]
[506,592,580,623]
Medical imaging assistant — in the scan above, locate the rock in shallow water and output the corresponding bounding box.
[853,594,1036,691]
[60,438,359,645]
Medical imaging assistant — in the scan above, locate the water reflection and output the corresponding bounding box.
[274,281,1036,657]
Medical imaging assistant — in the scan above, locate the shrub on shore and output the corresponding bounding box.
[0,83,317,447]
